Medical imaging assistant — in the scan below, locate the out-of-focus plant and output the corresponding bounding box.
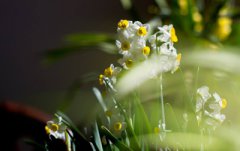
[37,18,240,151]
[43,0,240,64]
[36,0,240,151]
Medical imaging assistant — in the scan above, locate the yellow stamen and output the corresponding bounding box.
[51,123,59,132]
[105,110,112,117]
[121,41,130,51]
[118,20,129,29]
[45,126,51,134]
[142,46,150,56]
[137,26,147,36]
[177,53,182,63]
[154,127,160,134]
[126,59,133,68]
[114,122,122,131]
[221,98,227,109]
[99,74,104,85]
[170,27,178,43]
[104,66,113,77]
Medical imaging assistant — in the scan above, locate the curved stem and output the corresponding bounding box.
[160,74,166,130]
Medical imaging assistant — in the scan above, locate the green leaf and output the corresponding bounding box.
[43,33,115,63]
[133,94,152,135]
[92,87,107,111]
[120,0,132,10]
[101,126,133,151]
[93,122,104,151]
[164,103,181,132]
[43,46,82,64]
[65,33,113,46]
[115,100,141,150]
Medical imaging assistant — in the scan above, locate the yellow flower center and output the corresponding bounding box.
[154,127,160,134]
[121,41,130,51]
[114,122,122,131]
[104,67,113,77]
[118,20,129,29]
[105,110,112,117]
[51,123,59,132]
[99,74,104,85]
[142,46,150,56]
[45,126,51,134]
[137,26,147,36]
[221,98,227,109]
[126,59,133,68]
[170,27,178,43]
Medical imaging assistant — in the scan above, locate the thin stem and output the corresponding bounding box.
[160,74,166,131]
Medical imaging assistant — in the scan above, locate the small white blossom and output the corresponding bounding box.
[157,24,178,43]
[197,86,211,101]
[195,86,227,129]
[45,116,67,140]
[110,114,126,138]
[117,20,134,39]
[159,42,177,56]
[132,21,150,37]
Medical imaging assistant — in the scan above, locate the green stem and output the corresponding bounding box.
[160,74,166,130]
[101,126,133,151]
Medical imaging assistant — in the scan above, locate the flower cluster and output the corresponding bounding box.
[99,19,181,89]
[196,86,227,129]
[97,20,181,137]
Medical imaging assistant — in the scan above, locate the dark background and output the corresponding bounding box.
[0,0,128,115]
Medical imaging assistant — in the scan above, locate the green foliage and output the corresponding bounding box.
[40,0,240,150]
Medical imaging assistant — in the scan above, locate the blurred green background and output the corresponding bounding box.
[1,0,240,127]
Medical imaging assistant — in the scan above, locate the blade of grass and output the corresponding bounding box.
[101,126,133,151]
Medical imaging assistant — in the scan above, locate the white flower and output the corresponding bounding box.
[99,64,121,86]
[148,53,181,77]
[117,20,134,39]
[197,86,211,101]
[157,24,178,43]
[195,86,227,129]
[116,40,132,55]
[118,54,134,70]
[132,21,150,37]
[196,86,211,112]
[204,110,226,126]
[159,42,177,56]
[148,34,158,51]
[45,116,67,140]
[110,114,126,138]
